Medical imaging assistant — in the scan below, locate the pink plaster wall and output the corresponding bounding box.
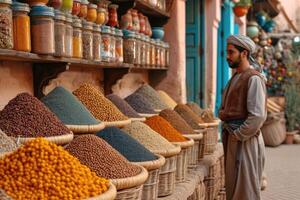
[153,0,187,103]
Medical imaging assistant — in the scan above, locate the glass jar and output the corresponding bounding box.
[123,30,136,64]
[86,3,97,22]
[96,7,105,25]
[150,39,155,67]
[148,0,157,7]
[140,35,146,66]
[138,13,145,34]
[65,13,73,57]
[160,41,165,68]
[107,4,118,27]
[145,36,151,66]
[93,24,101,61]
[109,27,116,62]
[72,17,82,58]
[101,25,111,62]
[131,9,140,33]
[134,33,141,65]
[30,6,55,54]
[120,9,132,30]
[165,42,170,67]
[82,20,93,60]
[115,29,123,63]
[72,0,81,16]
[154,39,161,67]
[145,17,152,36]
[12,2,30,52]
[78,0,88,19]
[54,10,66,57]
[61,0,73,13]
[48,0,62,9]
[27,0,49,6]
[0,0,13,49]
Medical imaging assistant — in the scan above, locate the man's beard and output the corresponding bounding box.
[227,56,241,69]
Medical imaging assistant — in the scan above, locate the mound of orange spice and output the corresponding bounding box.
[145,116,188,142]
[0,138,109,200]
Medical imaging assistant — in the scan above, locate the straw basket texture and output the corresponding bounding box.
[185,132,203,168]
[131,117,146,122]
[103,119,132,128]
[172,139,194,182]
[198,126,219,159]
[14,133,74,145]
[87,183,117,200]
[115,185,143,200]
[132,155,166,200]
[219,155,225,188]
[66,123,105,134]
[187,180,206,200]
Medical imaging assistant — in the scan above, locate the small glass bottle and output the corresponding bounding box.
[108,4,118,27]
[82,20,93,60]
[150,39,156,67]
[134,33,141,65]
[109,27,116,62]
[160,41,165,68]
[93,24,101,61]
[140,35,146,66]
[0,0,13,49]
[96,7,105,25]
[86,3,97,22]
[72,0,81,16]
[78,0,88,19]
[65,13,73,57]
[155,39,161,68]
[123,30,136,64]
[54,10,66,57]
[115,29,123,63]
[165,42,170,67]
[72,17,82,58]
[101,25,111,62]
[145,36,151,66]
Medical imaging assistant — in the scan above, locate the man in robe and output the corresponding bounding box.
[219,34,266,200]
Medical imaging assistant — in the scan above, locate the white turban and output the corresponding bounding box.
[227,34,256,54]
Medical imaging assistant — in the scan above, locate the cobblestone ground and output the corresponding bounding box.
[262,144,300,200]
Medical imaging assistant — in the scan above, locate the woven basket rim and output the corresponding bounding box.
[103,119,132,127]
[184,133,203,140]
[86,182,117,200]
[154,109,162,112]
[151,144,181,157]
[137,113,158,117]
[130,117,146,122]
[132,154,166,170]
[110,164,148,190]
[66,123,105,133]
[14,133,74,145]
[172,138,194,148]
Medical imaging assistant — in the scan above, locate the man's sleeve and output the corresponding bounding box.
[233,75,267,141]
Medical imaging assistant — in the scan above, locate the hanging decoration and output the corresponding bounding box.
[246,21,259,38]
[233,0,252,17]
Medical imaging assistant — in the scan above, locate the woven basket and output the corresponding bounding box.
[66,123,105,134]
[203,159,221,200]
[104,119,132,128]
[198,126,218,158]
[14,133,74,145]
[115,185,143,200]
[131,117,146,122]
[132,155,166,200]
[219,156,225,188]
[216,190,226,200]
[87,183,117,200]
[187,180,206,200]
[261,112,286,147]
[172,139,194,182]
[184,133,203,168]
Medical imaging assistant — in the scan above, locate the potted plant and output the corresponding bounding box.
[233,0,252,17]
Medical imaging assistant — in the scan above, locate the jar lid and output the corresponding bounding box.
[116,29,123,37]
[93,24,101,32]
[12,2,29,13]
[88,3,97,9]
[30,5,54,18]
[110,27,116,35]
[82,20,93,30]
[81,0,88,5]
[123,29,135,38]
[72,16,82,28]
[108,4,118,9]
[0,0,12,5]
[101,25,111,34]
[54,9,66,21]
[65,13,73,23]
[97,7,106,12]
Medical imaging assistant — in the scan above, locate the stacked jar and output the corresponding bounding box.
[65,13,73,57]
[0,0,13,49]
[115,29,123,63]
[123,30,136,64]
[12,2,30,52]
[159,41,165,68]
[109,27,116,62]
[93,23,101,61]
[30,5,55,54]
[72,16,82,58]
[145,36,151,66]
[54,10,66,57]
[140,34,146,66]
[82,20,93,60]
[134,33,141,65]
[86,3,97,22]
[101,25,111,62]
[61,0,72,13]
[165,42,170,67]
[154,39,161,68]
[71,0,80,16]
[78,0,88,19]
[150,38,156,67]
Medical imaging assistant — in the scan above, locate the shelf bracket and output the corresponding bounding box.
[33,62,70,99]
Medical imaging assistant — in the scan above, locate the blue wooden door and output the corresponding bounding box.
[186,0,205,106]
[215,0,235,114]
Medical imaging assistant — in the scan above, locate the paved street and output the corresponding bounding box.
[262,144,300,200]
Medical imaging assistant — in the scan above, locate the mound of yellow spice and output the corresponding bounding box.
[0,138,109,200]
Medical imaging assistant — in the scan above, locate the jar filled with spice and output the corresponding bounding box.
[93,24,101,61]
[61,0,73,13]
[140,35,146,66]
[27,0,49,6]
[115,29,123,63]
[165,42,170,67]
[65,13,73,57]
[78,0,88,19]
[54,10,66,57]
[154,39,161,67]
[131,9,140,33]
[0,0,13,49]
[86,3,97,22]
[48,0,62,9]
[82,20,93,60]
[12,2,30,52]
[160,41,165,68]
[96,7,105,25]
[150,39,155,67]
[120,9,132,30]
[107,4,118,27]
[72,0,81,16]
[101,25,111,62]
[145,36,151,66]
[72,17,82,58]
[30,5,55,54]
[138,13,145,34]
[109,27,116,62]
[123,30,136,64]
[134,33,141,65]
